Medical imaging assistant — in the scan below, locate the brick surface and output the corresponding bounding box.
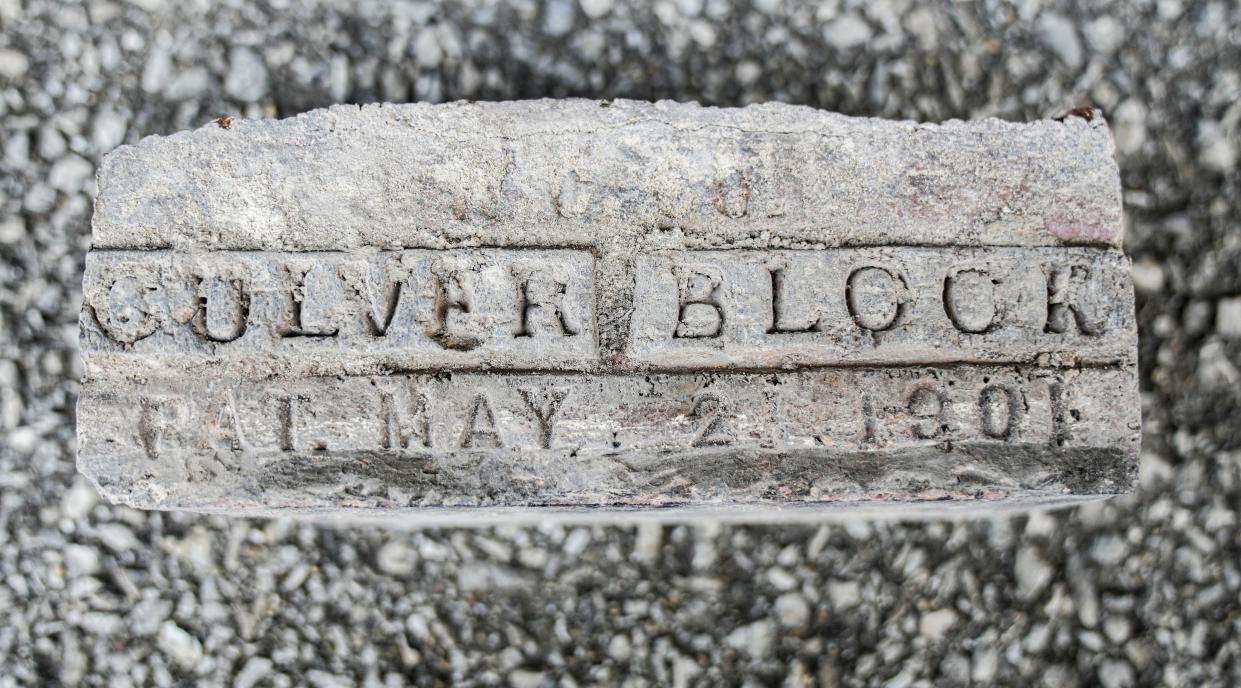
[77,100,1139,517]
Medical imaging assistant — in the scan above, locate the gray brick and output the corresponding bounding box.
[77,100,1139,518]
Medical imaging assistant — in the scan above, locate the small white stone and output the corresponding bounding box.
[166,67,210,99]
[473,535,512,561]
[919,609,958,639]
[0,216,23,244]
[543,0,576,36]
[8,425,38,453]
[509,669,546,688]
[579,0,612,19]
[497,647,523,671]
[38,126,67,160]
[91,108,128,154]
[774,592,810,629]
[48,154,94,193]
[766,567,797,591]
[735,61,761,86]
[823,15,872,50]
[725,620,776,658]
[688,20,716,48]
[1112,100,1148,157]
[1024,509,1058,538]
[971,647,999,684]
[377,540,417,575]
[61,478,99,520]
[124,0,167,11]
[170,527,215,571]
[141,39,171,93]
[518,547,548,569]
[405,612,431,642]
[129,596,172,636]
[905,8,940,50]
[1083,16,1125,54]
[1129,258,1163,294]
[1157,0,1184,20]
[633,521,661,560]
[1098,659,1135,688]
[607,633,632,661]
[1198,340,1241,388]
[1216,296,1241,338]
[675,0,703,16]
[63,544,101,578]
[413,30,442,69]
[225,47,270,103]
[1089,535,1128,566]
[1103,616,1132,645]
[1138,451,1174,488]
[563,528,591,556]
[96,523,139,552]
[0,48,28,79]
[1015,545,1053,599]
[157,622,203,669]
[1198,121,1237,173]
[1023,622,1052,653]
[1037,13,1083,68]
[827,579,861,610]
[79,612,124,635]
[307,671,353,688]
[234,656,274,688]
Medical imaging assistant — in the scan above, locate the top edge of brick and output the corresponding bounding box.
[92,99,1123,251]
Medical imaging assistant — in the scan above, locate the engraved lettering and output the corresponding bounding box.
[944,269,996,334]
[555,170,585,218]
[460,393,502,448]
[1049,381,1073,446]
[95,275,159,344]
[349,267,405,337]
[514,270,577,338]
[847,267,907,332]
[713,168,751,218]
[202,388,247,451]
[767,266,820,334]
[1044,265,1103,335]
[278,394,311,452]
[518,388,569,448]
[184,454,236,483]
[690,391,731,447]
[379,386,431,450]
[979,384,1020,440]
[428,270,479,351]
[907,385,946,439]
[282,265,341,338]
[138,396,179,459]
[192,276,250,342]
[674,266,724,338]
[862,395,878,445]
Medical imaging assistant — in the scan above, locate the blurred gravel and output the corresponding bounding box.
[2,1,1240,686]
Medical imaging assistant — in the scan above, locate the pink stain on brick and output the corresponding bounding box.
[1046,221,1118,245]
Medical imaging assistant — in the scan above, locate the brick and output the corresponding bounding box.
[77,100,1139,519]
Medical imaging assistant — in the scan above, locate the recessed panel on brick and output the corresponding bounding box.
[627,247,1135,369]
[81,248,598,374]
[78,366,1138,512]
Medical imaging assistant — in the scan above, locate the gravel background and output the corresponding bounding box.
[2,1,1240,686]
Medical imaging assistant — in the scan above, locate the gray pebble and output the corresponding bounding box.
[224,47,270,103]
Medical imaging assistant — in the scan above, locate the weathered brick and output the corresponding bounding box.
[77,100,1139,519]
